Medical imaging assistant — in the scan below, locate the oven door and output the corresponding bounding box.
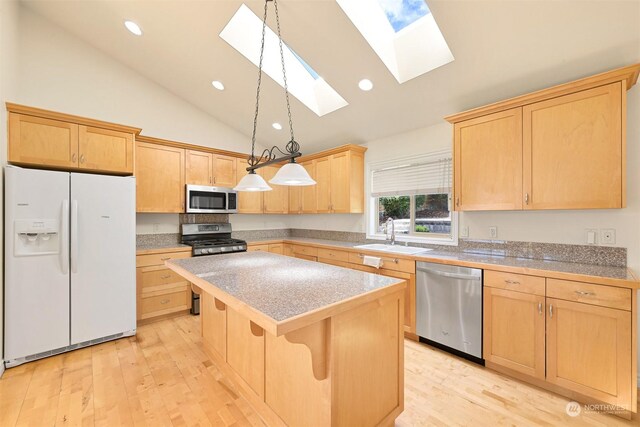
[186,185,235,213]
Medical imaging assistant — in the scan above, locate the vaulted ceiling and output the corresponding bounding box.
[22,0,640,153]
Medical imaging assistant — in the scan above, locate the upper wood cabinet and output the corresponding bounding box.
[236,157,263,214]
[260,165,289,214]
[289,160,317,214]
[213,154,237,187]
[447,63,640,211]
[454,108,523,211]
[186,149,213,186]
[7,104,139,175]
[136,140,185,213]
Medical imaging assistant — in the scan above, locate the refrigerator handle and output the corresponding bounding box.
[61,200,69,274]
[71,200,78,274]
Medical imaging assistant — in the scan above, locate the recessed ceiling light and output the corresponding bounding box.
[211,80,225,91]
[124,20,142,36]
[358,79,373,91]
[272,122,282,130]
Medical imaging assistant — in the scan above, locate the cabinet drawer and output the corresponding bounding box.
[268,244,284,254]
[546,279,631,311]
[292,245,318,257]
[295,254,318,262]
[318,257,351,268]
[136,250,190,267]
[348,252,415,274]
[139,267,189,296]
[248,244,270,252]
[317,247,350,262]
[140,290,190,319]
[484,270,545,296]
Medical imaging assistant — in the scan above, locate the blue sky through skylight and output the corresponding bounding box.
[376,0,430,32]
[289,47,320,80]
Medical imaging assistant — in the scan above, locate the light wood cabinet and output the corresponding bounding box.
[268,244,284,254]
[236,157,264,214]
[447,64,640,211]
[260,165,289,214]
[186,149,213,185]
[453,108,523,211]
[289,160,316,214]
[523,82,623,209]
[313,150,365,214]
[247,244,270,252]
[315,156,332,213]
[136,141,185,213]
[8,106,138,174]
[201,294,227,360]
[546,298,632,409]
[483,287,545,379]
[135,249,192,323]
[213,154,237,187]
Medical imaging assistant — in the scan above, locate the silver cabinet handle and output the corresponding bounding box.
[160,299,170,305]
[538,302,542,315]
[161,257,170,261]
[80,154,85,164]
[71,153,77,162]
[161,275,171,279]
[504,279,521,285]
[575,290,596,297]
[525,193,529,204]
[456,197,460,207]
[549,304,553,318]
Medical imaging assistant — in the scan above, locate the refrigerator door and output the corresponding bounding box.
[70,173,136,344]
[4,166,71,361]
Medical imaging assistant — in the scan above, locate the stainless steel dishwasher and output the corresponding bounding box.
[416,262,483,362]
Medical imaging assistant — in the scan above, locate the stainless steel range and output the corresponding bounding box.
[181,223,247,314]
[181,223,247,257]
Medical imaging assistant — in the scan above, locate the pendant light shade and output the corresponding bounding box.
[233,172,272,192]
[269,162,316,186]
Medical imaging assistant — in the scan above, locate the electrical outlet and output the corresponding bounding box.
[601,229,616,245]
[489,226,497,239]
[586,229,597,245]
[460,226,469,238]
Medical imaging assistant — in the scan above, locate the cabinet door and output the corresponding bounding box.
[78,126,133,174]
[261,165,289,214]
[235,158,263,213]
[8,113,79,168]
[523,82,623,209]
[315,157,332,213]
[454,108,523,210]
[213,154,237,187]
[185,150,213,185]
[135,142,185,212]
[301,160,318,213]
[484,287,545,379]
[546,298,632,409]
[330,153,350,213]
[289,186,302,214]
[202,294,227,360]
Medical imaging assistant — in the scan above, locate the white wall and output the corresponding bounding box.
[0,0,20,374]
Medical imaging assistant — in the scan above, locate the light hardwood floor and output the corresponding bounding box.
[0,315,637,426]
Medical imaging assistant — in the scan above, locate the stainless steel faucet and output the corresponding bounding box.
[386,217,396,245]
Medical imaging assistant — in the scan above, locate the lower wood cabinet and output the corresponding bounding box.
[136,249,192,323]
[484,270,637,415]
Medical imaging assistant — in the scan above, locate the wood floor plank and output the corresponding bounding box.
[15,356,64,426]
[55,347,94,426]
[91,341,134,426]
[1,314,637,427]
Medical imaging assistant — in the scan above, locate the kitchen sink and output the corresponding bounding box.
[353,243,433,255]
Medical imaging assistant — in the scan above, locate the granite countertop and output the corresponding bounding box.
[245,237,638,286]
[167,252,404,325]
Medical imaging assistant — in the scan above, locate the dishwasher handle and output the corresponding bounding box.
[417,267,481,281]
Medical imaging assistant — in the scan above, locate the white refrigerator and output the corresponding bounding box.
[4,166,136,367]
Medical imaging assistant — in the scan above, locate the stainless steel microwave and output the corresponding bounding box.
[185,185,238,213]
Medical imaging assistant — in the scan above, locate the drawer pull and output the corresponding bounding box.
[357,254,399,264]
[538,302,542,315]
[161,275,171,279]
[549,304,553,318]
[575,290,596,297]
[161,257,170,261]
[504,279,521,285]
[160,299,170,305]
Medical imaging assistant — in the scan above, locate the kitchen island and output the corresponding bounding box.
[166,251,406,427]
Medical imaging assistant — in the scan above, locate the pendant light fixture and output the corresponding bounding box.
[234,0,316,192]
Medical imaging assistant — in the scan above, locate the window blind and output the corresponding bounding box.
[371,151,452,197]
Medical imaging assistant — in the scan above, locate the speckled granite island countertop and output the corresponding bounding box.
[166,251,406,335]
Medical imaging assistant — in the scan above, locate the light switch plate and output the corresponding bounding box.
[489,226,497,239]
[460,226,469,238]
[601,229,616,245]
[586,229,597,245]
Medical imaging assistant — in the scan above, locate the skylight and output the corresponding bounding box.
[377,0,430,32]
[220,4,347,117]
[337,0,453,83]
